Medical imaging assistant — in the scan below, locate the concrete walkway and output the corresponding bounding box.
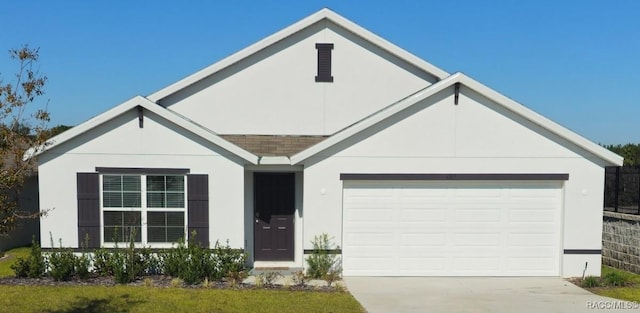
[344,277,639,313]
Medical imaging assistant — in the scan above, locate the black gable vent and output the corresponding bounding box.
[315,43,334,82]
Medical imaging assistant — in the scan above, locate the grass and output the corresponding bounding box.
[0,247,30,277]
[0,286,365,313]
[0,247,365,312]
[584,266,640,302]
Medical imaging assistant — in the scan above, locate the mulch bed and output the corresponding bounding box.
[0,275,335,291]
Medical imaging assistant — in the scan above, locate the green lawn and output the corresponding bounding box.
[0,247,365,313]
[0,285,364,313]
[587,266,640,302]
[0,247,30,277]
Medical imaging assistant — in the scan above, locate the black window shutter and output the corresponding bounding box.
[187,174,209,247]
[315,43,334,82]
[77,172,100,248]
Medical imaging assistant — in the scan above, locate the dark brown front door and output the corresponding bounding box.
[254,172,295,261]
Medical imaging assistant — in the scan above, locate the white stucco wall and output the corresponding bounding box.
[159,20,437,135]
[301,86,607,277]
[38,109,245,249]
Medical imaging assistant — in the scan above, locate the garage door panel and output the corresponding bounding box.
[454,208,502,222]
[508,233,556,246]
[342,181,561,276]
[399,207,447,222]
[509,208,556,222]
[453,233,501,246]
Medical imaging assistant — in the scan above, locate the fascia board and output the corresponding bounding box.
[457,75,623,166]
[135,98,260,164]
[34,96,259,165]
[33,96,144,157]
[292,72,623,167]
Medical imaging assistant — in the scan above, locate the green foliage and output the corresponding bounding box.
[10,238,45,278]
[605,143,640,166]
[160,233,247,285]
[75,252,91,280]
[0,247,30,277]
[92,248,114,276]
[47,237,76,282]
[581,276,600,288]
[0,46,51,236]
[212,239,248,282]
[603,271,630,287]
[0,250,4,258]
[306,234,341,280]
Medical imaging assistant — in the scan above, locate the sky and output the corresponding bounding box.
[0,0,638,145]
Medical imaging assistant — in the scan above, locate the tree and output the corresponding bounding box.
[605,143,640,166]
[0,46,50,235]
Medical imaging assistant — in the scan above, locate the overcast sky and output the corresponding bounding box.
[1,0,638,145]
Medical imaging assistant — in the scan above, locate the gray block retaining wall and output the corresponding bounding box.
[602,211,640,273]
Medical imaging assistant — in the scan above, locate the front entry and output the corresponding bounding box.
[254,172,295,261]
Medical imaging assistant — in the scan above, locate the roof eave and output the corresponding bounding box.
[291,73,623,167]
[36,96,260,165]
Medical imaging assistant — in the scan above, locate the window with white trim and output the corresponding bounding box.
[101,174,186,246]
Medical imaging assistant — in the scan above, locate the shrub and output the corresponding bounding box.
[306,233,340,279]
[138,247,162,276]
[292,270,308,287]
[211,239,248,281]
[160,232,219,285]
[11,237,46,278]
[0,249,4,258]
[582,276,601,288]
[92,248,114,277]
[76,252,91,280]
[47,236,77,281]
[603,271,630,287]
[263,272,282,286]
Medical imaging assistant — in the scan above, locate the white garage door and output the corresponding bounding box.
[342,181,562,276]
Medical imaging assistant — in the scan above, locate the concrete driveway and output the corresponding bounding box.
[344,277,638,313]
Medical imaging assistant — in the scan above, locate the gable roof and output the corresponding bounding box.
[290,72,624,166]
[35,96,260,164]
[146,8,449,103]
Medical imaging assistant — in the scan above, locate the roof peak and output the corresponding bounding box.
[146,8,448,103]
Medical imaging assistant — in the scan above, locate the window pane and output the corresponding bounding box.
[103,192,123,208]
[147,176,165,191]
[166,193,184,208]
[166,212,184,226]
[166,176,184,192]
[103,175,121,191]
[148,227,166,242]
[123,211,141,226]
[104,227,118,243]
[104,211,123,225]
[167,227,185,243]
[122,176,141,191]
[122,193,141,208]
[122,226,141,243]
[147,212,165,226]
[147,193,165,208]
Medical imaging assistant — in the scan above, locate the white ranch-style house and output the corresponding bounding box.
[36,9,622,277]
